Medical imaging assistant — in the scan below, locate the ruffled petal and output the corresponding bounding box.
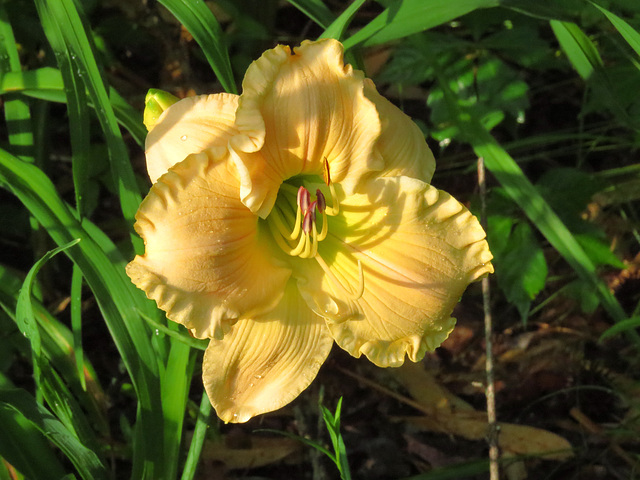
[231,38,383,217]
[295,177,493,367]
[126,151,291,339]
[145,93,239,184]
[363,79,436,183]
[203,280,334,423]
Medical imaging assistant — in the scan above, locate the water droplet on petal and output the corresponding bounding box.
[180,135,188,141]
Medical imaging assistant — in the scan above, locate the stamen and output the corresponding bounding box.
[268,215,307,256]
[270,206,301,241]
[317,210,328,241]
[314,254,364,301]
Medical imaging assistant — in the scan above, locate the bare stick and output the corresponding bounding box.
[478,156,499,480]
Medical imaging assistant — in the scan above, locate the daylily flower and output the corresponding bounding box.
[126,39,493,423]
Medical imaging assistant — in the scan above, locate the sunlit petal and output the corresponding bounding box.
[295,177,493,367]
[203,281,334,423]
[126,151,291,339]
[145,93,239,184]
[364,79,436,183]
[231,38,383,217]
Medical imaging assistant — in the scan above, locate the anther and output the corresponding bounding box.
[316,189,326,212]
[322,157,331,186]
[302,202,316,234]
[298,186,310,213]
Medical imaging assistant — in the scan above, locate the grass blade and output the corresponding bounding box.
[0,148,165,477]
[34,0,143,246]
[287,0,335,29]
[70,263,86,391]
[158,0,236,94]
[590,2,640,58]
[0,374,107,480]
[319,0,367,41]
[15,239,80,404]
[0,68,146,146]
[343,0,499,49]
[551,20,639,130]
[0,5,34,162]
[180,392,212,480]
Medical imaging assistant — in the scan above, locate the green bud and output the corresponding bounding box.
[143,89,179,131]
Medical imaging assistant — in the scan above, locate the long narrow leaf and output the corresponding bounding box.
[319,0,367,41]
[0,68,146,146]
[0,6,34,162]
[0,149,165,477]
[551,20,639,130]
[0,375,107,480]
[591,2,640,59]
[287,0,335,29]
[158,0,236,94]
[343,0,499,49]
[34,0,143,247]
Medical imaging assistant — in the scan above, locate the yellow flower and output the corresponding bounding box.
[126,39,493,423]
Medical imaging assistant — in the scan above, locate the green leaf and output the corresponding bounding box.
[319,0,367,41]
[0,374,108,480]
[490,221,548,319]
[180,392,212,480]
[287,0,335,29]
[34,0,143,246]
[600,316,640,340]
[551,20,639,130]
[0,148,164,477]
[343,0,499,49]
[590,1,640,59]
[158,0,236,94]
[15,239,80,403]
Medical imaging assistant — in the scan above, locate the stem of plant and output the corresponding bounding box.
[478,156,499,480]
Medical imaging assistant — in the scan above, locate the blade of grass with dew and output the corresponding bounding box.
[71,263,86,391]
[343,0,499,49]
[158,0,236,94]
[0,148,165,478]
[181,392,213,480]
[551,20,639,130]
[424,50,635,340]
[319,0,366,40]
[590,2,640,59]
[287,0,335,29]
[34,0,143,247]
[0,68,146,146]
[0,5,34,163]
[0,374,107,480]
[139,309,208,351]
[15,239,80,404]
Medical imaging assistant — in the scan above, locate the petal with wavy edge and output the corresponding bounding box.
[126,151,291,339]
[363,79,436,183]
[294,177,493,367]
[231,38,383,217]
[145,93,239,184]
[203,280,334,423]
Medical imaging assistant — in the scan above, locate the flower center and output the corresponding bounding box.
[266,160,339,260]
[265,159,364,300]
